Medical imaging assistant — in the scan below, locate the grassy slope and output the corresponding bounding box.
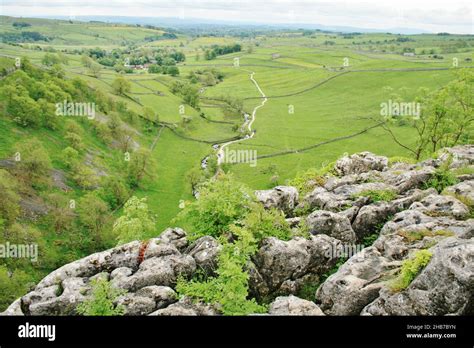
[1,16,473,230]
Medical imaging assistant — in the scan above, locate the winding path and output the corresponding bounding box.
[217,71,267,166]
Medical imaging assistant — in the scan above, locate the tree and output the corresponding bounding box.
[126,148,153,188]
[41,53,60,67]
[112,76,131,96]
[88,63,101,78]
[61,146,80,169]
[6,94,42,127]
[113,196,156,245]
[381,69,473,160]
[166,66,179,76]
[45,193,75,234]
[77,193,110,245]
[0,169,20,226]
[99,176,129,210]
[81,55,93,68]
[14,138,52,188]
[0,266,33,312]
[147,64,162,74]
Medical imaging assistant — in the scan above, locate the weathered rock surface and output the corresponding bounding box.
[185,236,221,274]
[362,238,473,315]
[250,235,342,298]
[269,295,324,316]
[306,210,356,244]
[3,145,473,316]
[255,186,299,215]
[149,297,218,316]
[334,152,388,176]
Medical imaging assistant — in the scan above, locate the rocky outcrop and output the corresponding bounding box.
[334,151,388,176]
[249,235,342,299]
[255,186,299,216]
[3,145,473,316]
[306,210,356,244]
[362,238,473,315]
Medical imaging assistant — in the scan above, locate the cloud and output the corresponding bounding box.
[1,0,473,33]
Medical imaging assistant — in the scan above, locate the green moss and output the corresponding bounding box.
[389,250,432,292]
[352,189,398,202]
[397,229,455,243]
[451,166,474,176]
[388,156,416,166]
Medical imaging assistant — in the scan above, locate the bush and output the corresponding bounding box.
[234,205,291,242]
[174,174,254,241]
[77,278,125,316]
[0,169,20,225]
[287,167,326,196]
[389,250,432,292]
[14,138,52,189]
[424,161,458,193]
[0,266,34,311]
[176,227,266,315]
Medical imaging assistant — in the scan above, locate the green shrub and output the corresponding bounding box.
[362,233,379,247]
[389,250,432,292]
[287,168,326,196]
[77,278,125,316]
[0,266,34,311]
[424,159,458,193]
[176,227,266,315]
[352,189,397,202]
[236,205,292,242]
[174,174,254,241]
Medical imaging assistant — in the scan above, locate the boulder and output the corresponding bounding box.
[306,210,356,244]
[409,194,470,220]
[443,180,474,203]
[269,295,325,316]
[334,152,388,176]
[255,186,299,215]
[316,247,400,315]
[251,235,342,297]
[439,145,474,167]
[118,253,196,292]
[301,187,351,211]
[362,237,474,315]
[185,236,222,274]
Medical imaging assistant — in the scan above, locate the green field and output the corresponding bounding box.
[1,16,473,231]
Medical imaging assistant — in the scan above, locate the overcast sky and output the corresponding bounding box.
[1,0,473,34]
